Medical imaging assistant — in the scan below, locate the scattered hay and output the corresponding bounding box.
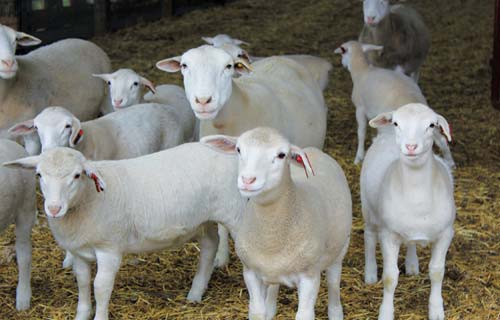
[0,0,498,319]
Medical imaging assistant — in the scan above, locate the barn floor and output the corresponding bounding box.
[1,0,499,319]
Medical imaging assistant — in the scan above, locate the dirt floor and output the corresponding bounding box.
[0,0,499,319]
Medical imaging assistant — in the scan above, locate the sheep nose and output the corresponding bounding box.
[113,99,123,107]
[406,144,418,152]
[241,176,256,185]
[1,59,14,68]
[367,16,376,24]
[47,205,62,216]
[195,96,212,106]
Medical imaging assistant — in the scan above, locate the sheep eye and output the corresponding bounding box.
[393,122,398,127]
[226,64,233,70]
[340,47,346,54]
[36,173,41,178]
[65,124,71,129]
[278,153,286,159]
[107,81,111,86]
[181,63,187,69]
[133,82,139,86]
[74,173,81,179]
[236,147,241,154]
[429,123,435,128]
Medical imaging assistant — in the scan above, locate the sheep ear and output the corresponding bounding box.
[436,114,452,143]
[234,58,252,75]
[140,76,156,94]
[200,135,238,154]
[369,112,393,128]
[232,38,249,46]
[3,155,40,170]
[92,73,112,82]
[83,163,106,193]
[69,117,83,147]
[361,44,384,52]
[8,119,36,136]
[156,57,182,73]
[237,50,252,64]
[201,36,215,45]
[290,145,315,178]
[15,31,41,46]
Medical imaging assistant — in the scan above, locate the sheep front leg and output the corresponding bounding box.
[214,224,230,267]
[296,273,321,320]
[187,224,218,302]
[243,267,267,320]
[73,256,92,320]
[14,209,34,311]
[428,227,454,320]
[378,231,401,320]
[93,250,122,320]
[355,107,367,164]
[265,284,279,320]
[364,224,378,284]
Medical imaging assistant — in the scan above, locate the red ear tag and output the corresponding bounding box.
[74,129,84,145]
[90,173,103,193]
[295,154,309,178]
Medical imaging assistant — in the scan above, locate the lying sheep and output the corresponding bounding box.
[361,103,455,320]
[4,143,245,320]
[0,139,36,311]
[334,40,455,168]
[157,45,329,267]
[202,127,352,320]
[0,24,112,154]
[93,68,197,141]
[359,0,430,82]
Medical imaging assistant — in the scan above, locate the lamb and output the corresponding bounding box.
[361,103,455,320]
[0,24,112,155]
[156,45,328,267]
[201,127,352,320]
[93,68,197,141]
[0,139,36,311]
[359,0,430,82]
[4,143,246,320]
[334,40,455,168]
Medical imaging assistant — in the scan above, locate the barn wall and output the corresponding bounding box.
[0,0,17,29]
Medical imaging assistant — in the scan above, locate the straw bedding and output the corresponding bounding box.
[0,0,498,318]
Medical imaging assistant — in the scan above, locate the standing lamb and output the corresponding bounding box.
[156,45,329,267]
[334,40,454,168]
[359,0,430,82]
[361,103,455,320]
[93,68,197,141]
[0,139,36,311]
[0,25,112,155]
[202,127,352,320]
[4,143,246,320]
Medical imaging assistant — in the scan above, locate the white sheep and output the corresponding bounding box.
[359,0,430,82]
[4,143,245,320]
[156,45,329,267]
[202,127,352,320]
[93,68,197,141]
[0,139,36,311]
[202,34,249,47]
[361,103,455,320]
[0,24,112,155]
[334,40,455,168]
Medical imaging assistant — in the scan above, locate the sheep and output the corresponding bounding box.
[0,139,36,311]
[334,40,455,168]
[201,34,249,47]
[156,45,329,267]
[201,127,352,320]
[361,103,455,320]
[0,24,112,155]
[4,143,245,320]
[93,68,197,141]
[359,0,430,82]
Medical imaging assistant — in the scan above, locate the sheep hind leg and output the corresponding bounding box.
[354,107,367,165]
[14,206,35,311]
[214,224,230,267]
[327,241,349,320]
[405,243,419,275]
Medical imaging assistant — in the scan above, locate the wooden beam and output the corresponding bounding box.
[492,0,500,109]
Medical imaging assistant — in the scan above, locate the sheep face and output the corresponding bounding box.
[363,0,390,26]
[34,107,83,152]
[3,148,105,219]
[334,41,383,71]
[93,69,156,110]
[156,45,252,120]
[0,25,41,80]
[370,103,452,167]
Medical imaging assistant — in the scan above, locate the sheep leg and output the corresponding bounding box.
[214,224,230,267]
[265,284,279,320]
[355,107,367,164]
[405,243,419,275]
[433,132,456,168]
[327,241,348,320]
[14,207,34,311]
[428,227,454,320]
[243,267,267,320]
[378,231,401,320]
[93,250,122,320]
[296,273,320,320]
[187,224,218,302]
[364,224,378,284]
[63,250,74,269]
[73,256,92,320]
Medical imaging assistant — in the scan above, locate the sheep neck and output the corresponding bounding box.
[212,80,247,132]
[350,49,370,79]
[0,75,14,103]
[397,149,435,192]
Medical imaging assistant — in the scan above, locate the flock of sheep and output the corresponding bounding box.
[0,0,457,319]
